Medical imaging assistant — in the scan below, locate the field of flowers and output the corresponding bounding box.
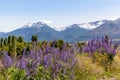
[0,36,120,80]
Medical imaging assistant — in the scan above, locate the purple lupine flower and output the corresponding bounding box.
[62,51,68,62]
[98,48,102,53]
[20,60,26,69]
[111,49,116,55]
[22,48,26,56]
[81,36,118,57]
[82,46,86,53]
[71,59,77,69]
[52,40,57,47]
[88,41,90,47]
[2,53,13,68]
[29,50,35,59]
[16,58,27,69]
[43,54,52,68]
[54,63,62,74]
[92,46,96,52]
[26,71,30,76]
[32,57,41,68]
[62,43,67,50]
[98,41,101,48]
[114,43,118,49]
[45,45,50,54]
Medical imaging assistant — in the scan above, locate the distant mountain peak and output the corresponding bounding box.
[115,18,120,21]
[26,23,33,27]
[79,23,96,30]
[114,18,120,23]
[53,25,67,31]
[62,24,82,30]
[21,22,47,29]
[32,22,47,27]
[2,18,120,42]
[78,20,108,30]
[69,24,80,28]
[54,20,108,31]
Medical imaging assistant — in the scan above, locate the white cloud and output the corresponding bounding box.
[42,20,53,24]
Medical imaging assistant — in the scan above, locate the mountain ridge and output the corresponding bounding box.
[1,18,120,43]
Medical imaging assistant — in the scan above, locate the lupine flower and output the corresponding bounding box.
[51,40,57,47]
[16,58,26,69]
[1,41,78,79]
[2,53,13,68]
[82,36,118,56]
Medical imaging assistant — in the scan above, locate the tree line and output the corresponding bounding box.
[0,35,69,58]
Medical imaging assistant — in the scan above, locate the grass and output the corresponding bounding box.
[74,50,120,80]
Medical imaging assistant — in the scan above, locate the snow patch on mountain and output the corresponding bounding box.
[79,23,96,30]
[79,21,105,30]
[52,25,67,31]
[53,20,107,31]
[20,20,107,31]
[21,22,47,29]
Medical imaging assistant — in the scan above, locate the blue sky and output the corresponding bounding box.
[0,0,120,32]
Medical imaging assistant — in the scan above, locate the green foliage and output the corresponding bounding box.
[8,43,13,56]
[92,51,114,71]
[4,38,8,46]
[6,67,26,80]
[0,38,4,48]
[12,36,17,53]
[74,54,104,80]
[16,42,25,56]
[36,65,73,80]
[77,42,85,48]
[0,35,120,80]
[35,65,52,80]
[0,45,9,51]
[31,35,38,42]
[58,68,73,80]
[17,36,24,43]
[8,35,12,44]
[55,40,64,50]
[8,36,17,57]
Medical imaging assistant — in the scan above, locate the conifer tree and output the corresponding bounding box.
[17,36,24,43]
[8,35,12,56]
[12,36,17,54]
[0,38,4,48]
[4,38,8,46]
[8,35,12,44]
[31,35,38,42]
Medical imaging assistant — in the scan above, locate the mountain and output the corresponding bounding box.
[4,22,61,41]
[51,20,107,31]
[2,22,90,42]
[60,24,89,42]
[77,20,108,30]
[1,18,120,42]
[52,25,67,31]
[0,32,4,37]
[90,19,120,39]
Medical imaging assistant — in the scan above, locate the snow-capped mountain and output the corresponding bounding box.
[4,22,60,41]
[21,22,47,29]
[52,25,67,31]
[78,20,108,30]
[1,18,120,43]
[50,20,108,31]
[20,20,108,31]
